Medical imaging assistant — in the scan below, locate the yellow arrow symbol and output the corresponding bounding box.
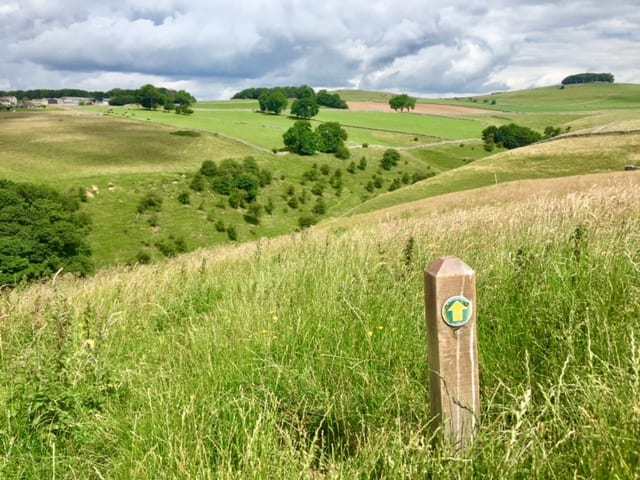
[448,301,467,323]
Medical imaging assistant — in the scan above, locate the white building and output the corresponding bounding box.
[0,96,18,108]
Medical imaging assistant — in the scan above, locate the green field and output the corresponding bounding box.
[95,105,490,149]
[0,110,487,267]
[429,83,640,112]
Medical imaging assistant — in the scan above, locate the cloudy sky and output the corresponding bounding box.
[1,0,639,99]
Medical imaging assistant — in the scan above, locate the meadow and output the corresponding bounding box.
[0,110,487,267]
[1,171,638,478]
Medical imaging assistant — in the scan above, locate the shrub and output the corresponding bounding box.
[226,225,238,241]
[228,190,246,209]
[362,143,368,148]
[335,144,351,159]
[544,126,562,139]
[215,220,226,232]
[482,124,542,150]
[320,164,331,176]
[312,198,327,215]
[0,180,93,285]
[200,160,218,177]
[298,215,318,229]
[283,121,318,155]
[373,176,384,188]
[155,235,187,258]
[380,149,401,170]
[358,156,367,170]
[177,191,191,205]
[135,249,152,264]
[388,178,402,191]
[287,196,299,209]
[311,181,325,196]
[147,213,159,227]
[244,203,263,225]
[365,181,375,192]
[137,192,163,213]
[190,173,206,192]
[265,198,275,215]
[347,161,356,174]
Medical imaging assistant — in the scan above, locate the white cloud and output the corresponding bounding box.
[0,0,639,99]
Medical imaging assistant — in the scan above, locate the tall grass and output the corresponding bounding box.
[1,180,639,478]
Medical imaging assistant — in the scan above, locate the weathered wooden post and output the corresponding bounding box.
[425,256,479,448]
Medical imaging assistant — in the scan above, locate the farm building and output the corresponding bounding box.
[0,96,18,108]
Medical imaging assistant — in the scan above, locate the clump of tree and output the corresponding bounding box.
[482,124,542,150]
[0,88,106,100]
[561,73,614,85]
[380,149,401,170]
[0,180,93,286]
[283,121,349,157]
[108,85,196,112]
[316,90,348,109]
[258,89,289,115]
[291,96,319,119]
[389,94,417,112]
[544,126,562,139]
[197,157,272,207]
[233,85,314,100]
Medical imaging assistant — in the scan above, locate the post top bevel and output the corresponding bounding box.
[426,256,475,277]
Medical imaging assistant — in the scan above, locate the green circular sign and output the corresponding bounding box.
[441,295,473,328]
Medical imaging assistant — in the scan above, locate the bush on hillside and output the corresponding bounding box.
[380,149,401,170]
[137,192,163,213]
[482,124,542,150]
[200,157,271,202]
[0,180,93,285]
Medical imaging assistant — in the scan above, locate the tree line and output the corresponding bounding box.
[108,85,197,113]
[561,73,614,85]
[233,86,348,110]
[0,89,107,100]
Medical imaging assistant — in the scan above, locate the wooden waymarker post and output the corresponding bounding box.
[425,256,479,448]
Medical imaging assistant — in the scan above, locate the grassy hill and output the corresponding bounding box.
[349,131,640,214]
[2,171,638,477]
[0,110,489,267]
[429,83,640,113]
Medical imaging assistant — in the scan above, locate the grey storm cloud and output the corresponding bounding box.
[1,0,639,98]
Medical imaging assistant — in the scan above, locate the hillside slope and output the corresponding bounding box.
[2,171,639,477]
[429,83,640,112]
[349,131,640,214]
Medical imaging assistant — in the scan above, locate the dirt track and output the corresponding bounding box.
[347,101,492,117]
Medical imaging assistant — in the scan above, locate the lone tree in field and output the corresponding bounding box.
[258,89,288,115]
[0,180,93,286]
[283,121,318,155]
[291,96,319,119]
[138,84,165,109]
[389,94,417,112]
